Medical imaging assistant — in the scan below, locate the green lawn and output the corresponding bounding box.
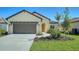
[30,34,79,51]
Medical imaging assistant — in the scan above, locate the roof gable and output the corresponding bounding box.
[6,10,42,20]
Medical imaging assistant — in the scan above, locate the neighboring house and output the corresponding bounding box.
[50,21,58,29]
[71,17,79,34]
[6,10,50,34]
[50,21,63,31]
[0,17,8,31]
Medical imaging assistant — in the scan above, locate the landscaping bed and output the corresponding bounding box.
[34,34,74,41]
[30,34,79,51]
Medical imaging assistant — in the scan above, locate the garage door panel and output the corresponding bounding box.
[13,22,37,34]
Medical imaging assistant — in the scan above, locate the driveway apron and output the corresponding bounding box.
[0,34,36,51]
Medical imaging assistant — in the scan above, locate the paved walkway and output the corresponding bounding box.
[0,34,36,51]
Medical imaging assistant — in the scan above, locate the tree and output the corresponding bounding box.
[55,12,61,31]
[62,7,71,33]
[62,19,71,31]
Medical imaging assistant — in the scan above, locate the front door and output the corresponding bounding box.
[42,23,45,32]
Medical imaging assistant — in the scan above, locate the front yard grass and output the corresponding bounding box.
[30,34,79,51]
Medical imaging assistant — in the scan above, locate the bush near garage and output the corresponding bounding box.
[0,29,8,36]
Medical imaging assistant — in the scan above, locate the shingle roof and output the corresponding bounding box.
[50,21,58,24]
[6,10,42,20]
[72,17,79,20]
[71,17,79,23]
[32,12,51,21]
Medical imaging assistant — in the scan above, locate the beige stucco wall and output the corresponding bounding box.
[35,20,50,33]
[37,22,42,33]
[33,13,50,32]
[8,24,13,34]
[41,19,50,32]
[8,11,41,22]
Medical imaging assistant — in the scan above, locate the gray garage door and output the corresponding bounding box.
[13,22,37,34]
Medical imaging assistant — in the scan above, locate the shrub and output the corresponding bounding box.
[51,29,61,39]
[34,36,54,41]
[2,32,8,35]
[0,29,7,35]
[48,28,61,39]
[34,35,74,41]
[47,28,53,33]
[57,35,74,40]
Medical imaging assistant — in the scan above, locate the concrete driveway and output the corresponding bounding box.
[0,34,36,51]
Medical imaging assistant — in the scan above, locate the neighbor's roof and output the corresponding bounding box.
[71,17,79,23]
[32,12,51,21]
[6,10,42,20]
[0,17,8,24]
[50,21,58,24]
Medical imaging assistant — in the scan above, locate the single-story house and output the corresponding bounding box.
[71,17,79,34]
[6,10,50,34]
[0,17,8,31]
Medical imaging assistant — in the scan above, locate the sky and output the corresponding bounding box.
[0,7,79,21]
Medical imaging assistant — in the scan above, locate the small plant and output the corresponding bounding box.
[47,28,53,33]
[36,32,43,35]
[47,28,61,39]
[51,29,61,39]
